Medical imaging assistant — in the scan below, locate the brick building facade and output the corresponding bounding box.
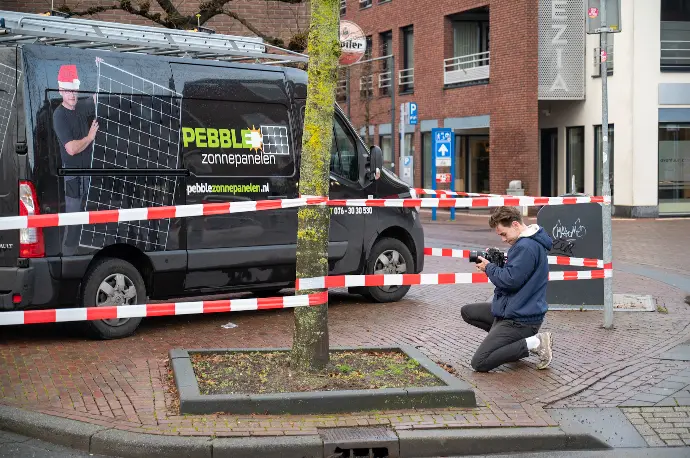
[339,0,540,196]
[4,0,309,47]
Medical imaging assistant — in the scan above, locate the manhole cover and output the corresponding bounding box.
[320,427,399,458]
[540,294,656,312]
[613,294,655,312]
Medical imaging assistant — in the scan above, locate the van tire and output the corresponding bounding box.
[81,258,146,340]
[364,237,413,303]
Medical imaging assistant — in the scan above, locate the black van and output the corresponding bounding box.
[0,40,424,339]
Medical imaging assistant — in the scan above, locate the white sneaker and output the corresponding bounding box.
[529,332,553,370]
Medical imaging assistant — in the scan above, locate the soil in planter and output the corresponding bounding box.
[190,350,445,395]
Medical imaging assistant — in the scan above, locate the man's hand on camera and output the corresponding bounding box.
[475,256,490,272]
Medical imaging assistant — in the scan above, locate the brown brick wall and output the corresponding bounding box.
[2,0,310,45]
[487,1,539,197]
[341,0,540,195]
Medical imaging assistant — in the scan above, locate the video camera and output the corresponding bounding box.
[469,247,507,268]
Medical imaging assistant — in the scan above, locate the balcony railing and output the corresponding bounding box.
[378,71,391,89]
[444,51,490,85]
[359,74,373,97]
[399,67,414,91]
[661,21,690,70]
[336,78,347,99]
[661,40,690,70]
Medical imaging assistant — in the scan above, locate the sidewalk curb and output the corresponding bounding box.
[397,426,612,456]
[0,404,613,457]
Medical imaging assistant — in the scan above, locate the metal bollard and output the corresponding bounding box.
[506,180,527,216]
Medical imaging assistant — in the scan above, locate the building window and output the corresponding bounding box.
[400,26,414,93]
[594,125,614,200]
[364,35,373,60]
[661,0,690,71]
[445,6,490,86]
[359,0,372,9]
[340,0,346,16]
[659,123,690,214]
[379,134,394,172]
[380,31,393,96]
[566,126,585,194]
[454,134,467,192]
[468,136,490,194]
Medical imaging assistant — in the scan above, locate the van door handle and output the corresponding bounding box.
[268,195,287,200]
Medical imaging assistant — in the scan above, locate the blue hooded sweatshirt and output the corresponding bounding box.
[484,224,553,323]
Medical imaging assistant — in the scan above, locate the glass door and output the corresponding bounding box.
[659,123,690,215]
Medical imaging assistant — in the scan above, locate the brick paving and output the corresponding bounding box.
[622,407,690,447]
[0,216,689,441]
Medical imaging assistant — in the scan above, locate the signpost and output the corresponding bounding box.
[399,102,416,187]
[431,128,455,221]
[587,0,620,330]
[401,154,414,187]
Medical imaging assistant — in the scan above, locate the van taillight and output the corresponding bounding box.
[18,181,45,258]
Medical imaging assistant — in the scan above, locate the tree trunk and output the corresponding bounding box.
[290,0,340,372]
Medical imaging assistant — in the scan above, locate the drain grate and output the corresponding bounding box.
[320,426,399,458]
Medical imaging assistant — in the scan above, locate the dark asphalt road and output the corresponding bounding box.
[0,430,114,458]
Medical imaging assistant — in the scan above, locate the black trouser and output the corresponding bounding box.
[460,302,542,372]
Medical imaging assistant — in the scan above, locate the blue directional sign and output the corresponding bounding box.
[433,128,453,167]
[431,127,455,221]
[409,102,418,125]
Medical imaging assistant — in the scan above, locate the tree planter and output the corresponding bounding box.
[170,345,477,415]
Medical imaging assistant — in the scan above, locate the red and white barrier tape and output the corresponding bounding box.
[424,247,607,268]
[0,197,326,231]
[0,292,328,326]
[295,268,613,290]
[325,195,609,210]
[0,195,611,231]
[1,263,614,325]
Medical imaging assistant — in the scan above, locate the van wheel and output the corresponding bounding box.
[364,238,413,303]
[81,258,145,340]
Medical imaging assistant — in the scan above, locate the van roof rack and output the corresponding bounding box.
[0,9,308,64]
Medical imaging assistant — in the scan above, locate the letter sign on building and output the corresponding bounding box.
[538,0,585,100]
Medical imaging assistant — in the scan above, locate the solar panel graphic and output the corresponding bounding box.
[0,62,19,158]
[79,61,182,252]
[259,125,290,156]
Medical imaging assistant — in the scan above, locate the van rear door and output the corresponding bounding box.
[0,48,21,267]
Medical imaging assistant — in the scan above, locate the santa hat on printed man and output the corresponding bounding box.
[57,64,80,90]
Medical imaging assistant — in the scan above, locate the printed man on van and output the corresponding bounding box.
[461,206,554,372]
[52,64,98,254]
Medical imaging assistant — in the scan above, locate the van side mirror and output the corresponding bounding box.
[366,145,383,181]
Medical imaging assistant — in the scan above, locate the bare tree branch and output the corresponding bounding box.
[60,0,306,32]
[222,9,283,46]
